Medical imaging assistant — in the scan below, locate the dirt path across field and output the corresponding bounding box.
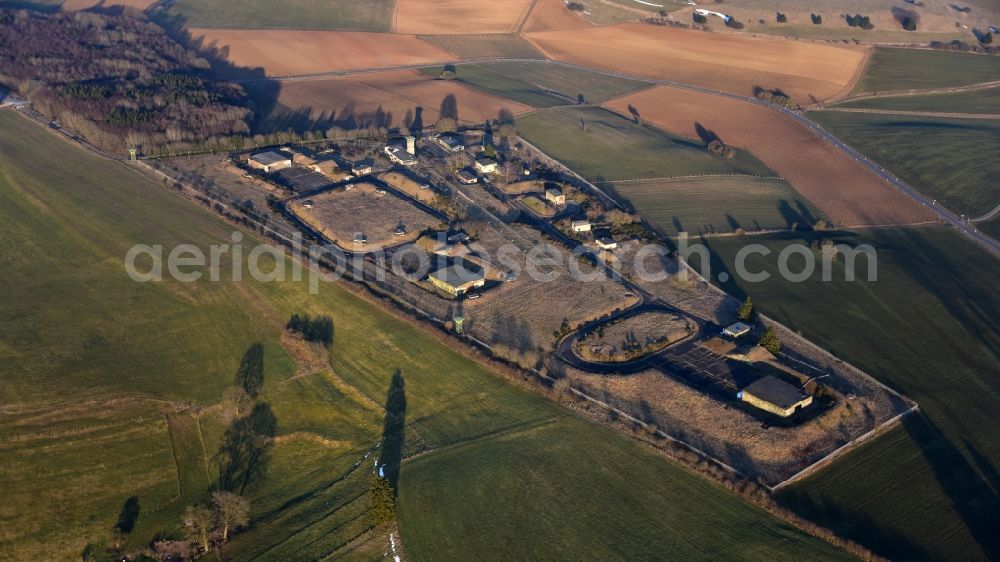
[834,80,1000,104]
[814,107,1000,119]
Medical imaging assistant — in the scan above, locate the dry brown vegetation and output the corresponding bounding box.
[394,0,534,34]
[567,364,897,485]
[526,22,866,102]
[522,0,592,32]
[605,87,939,226]
[461,224,639,359]
[575,311,693,362]
[290,183,443,251]
[189,29,455,77]
[256,69,532,128]
[378,171,438,203]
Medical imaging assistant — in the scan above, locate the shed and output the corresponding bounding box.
[351,158,374,176]
[545,187,565,206]
[428,264,486,296]
[248,151,292,173]
[474,157,498,175]
[723,322,752,339]
[457,169,478,184]
[738,376,813,417]
[571,220,592,232]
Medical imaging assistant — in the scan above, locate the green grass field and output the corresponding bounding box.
[690,227,1000,560]
[0,111,847,560]
[162,0,394,31]
[516,106,774,181]
[810,111,1000,216]
[979,216,1000,241]
[419,61,650,107]
[838,87,1000,114]
[852,48,1000,94]
[417,34,544,60]
[399,417,854,561]
[611,176,823,234]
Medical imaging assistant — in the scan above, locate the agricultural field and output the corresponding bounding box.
[691,227,1000,560]
[244,69,532,133]
[418,34,543,59]
[851,48,1000,94]
[525,22,866,102]
[290,183,444,251]
[809,111,1000,216]
[521,0,592,32]
[189,29,454,78]
[0,111,851,560]
[979,216,1000,241]
[605,86,938,226]
[515,106,773,181]
[161,0,394,31]
[399,416,856,561]
[393,0,534,34]
[837,87,1000,114]
[419,60,650,107]
[612,176,824,235]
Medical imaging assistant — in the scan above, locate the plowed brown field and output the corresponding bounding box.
[605,86,938,226]
[526,23,866,102]
[189,29,455,77]
[394,0,534,34]
[262,69,532,128]
[523,0,592,32]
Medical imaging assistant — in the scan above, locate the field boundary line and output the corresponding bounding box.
[195,415,213,488]
[771,405,919,491]
[608,173,786,183]
[814,107,1000,120]
[164,413,186,499]
[401,415,564,463]
[827,46,873,105]
[833,79,1000,104]
[513,0,540,33]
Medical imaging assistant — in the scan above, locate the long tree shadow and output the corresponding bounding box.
[114,496,140,535]
[378,370,407,494]
[905,413,1000,558]
[216,403,278,494]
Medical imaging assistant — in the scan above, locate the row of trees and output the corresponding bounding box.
[845,14,875,30]
[286,313,335,345]
[752,86,796,109]
[181,492,250,554]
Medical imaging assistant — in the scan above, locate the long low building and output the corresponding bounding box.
[247,151,291,173]
[738,375,812,417]
[428,264,485,296]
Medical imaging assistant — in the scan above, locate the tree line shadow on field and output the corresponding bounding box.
[699,227,1000,559]
[778,413,1000,560]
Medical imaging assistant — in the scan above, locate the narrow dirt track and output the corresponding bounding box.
[814,107,1000,119]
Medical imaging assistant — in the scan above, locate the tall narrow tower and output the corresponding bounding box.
[405,136,415,155]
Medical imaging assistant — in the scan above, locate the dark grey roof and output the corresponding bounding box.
[251,151,290,165]
[430,264,484,288]
[742,376,809,408]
